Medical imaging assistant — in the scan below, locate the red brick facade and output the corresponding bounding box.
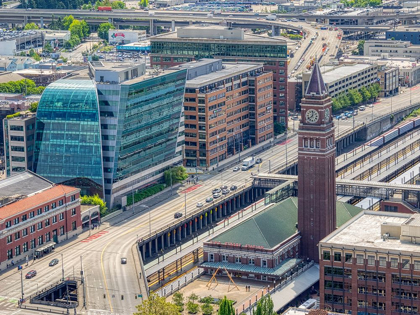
[0,185,82,269]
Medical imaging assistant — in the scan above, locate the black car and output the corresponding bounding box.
[230,185,237,191]
[174,212,183,219]
[49,258,59,267]
[26,270,37,279]
[220,185,228,190]
[212,188,221,194]
[121,258,127,264]
[222,189,229,195]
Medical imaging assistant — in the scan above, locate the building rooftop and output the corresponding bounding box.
[210,197,362,250]
[320,211,420,254]
[0,171,53,205]
[0,72,25,83]
[283,307,345,315]
[0,184,78,220]
[321,64,374,84]
[151,25,287,44]
[177,62,263,87]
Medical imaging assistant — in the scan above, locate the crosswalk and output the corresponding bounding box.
[0,296,18,312]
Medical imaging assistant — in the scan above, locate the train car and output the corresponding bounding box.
[413,116,420,127]
[98,6,112,11]
[383,128,399,143]
[398,120,414,135]
[368,136,384,147]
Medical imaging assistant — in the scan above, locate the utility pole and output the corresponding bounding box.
[81,256,86,308]
[61,253,64,281]
[20,270,24,307]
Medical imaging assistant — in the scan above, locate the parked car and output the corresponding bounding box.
[174,212,183,219]
[206,197,213,203]
[230,185,237,191]
[26,270,37,279]
[220,185,228,190]
[49,259,59,267]
[222,189,229,195]
[121,258,127,264]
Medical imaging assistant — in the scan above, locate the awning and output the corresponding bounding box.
[35,241,56,253]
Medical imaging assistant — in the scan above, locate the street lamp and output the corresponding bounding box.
[61,253,64,281]
[20,269,24,307]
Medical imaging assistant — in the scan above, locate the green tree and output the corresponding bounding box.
[69,19,83,39]
[24,22,39,30]
[134,293,179,315]
[360,86,371,103]
[218,296,234,315]
[187,301,199,314]
[80,194,108,215]
[357,40,365,55]
[172,292,184,311]
[139,0,149,8]
[348,89,363,106]
[164,166,188,186]
[273,122,285,135]
[43,42,54,53]
[62,15,75,30]
[332,98,341,112]
[368,83,380,100]
[254,294,275,315]
[111,0,125,8]
[98,22,115,40]
[202,303,214,315]
[29,101,38,112]
[80,20,91,38]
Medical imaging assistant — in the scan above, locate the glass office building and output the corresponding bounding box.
[33,79,104,197]
[90,61,187,207]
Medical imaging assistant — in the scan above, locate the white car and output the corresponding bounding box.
[233,166,240,172]
[196,202,203,208]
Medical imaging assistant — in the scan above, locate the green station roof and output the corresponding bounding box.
[211,197,362,250]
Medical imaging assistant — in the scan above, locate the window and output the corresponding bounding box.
[52,216,57,224]
[415,260,420,270]
[30,225,35,233]
[209,253,214,262]
[323,251,331,260]
[402,259,410,269]
[22,228,27,237]
[71,195,76,202]
[368,255,375,266]
[15,245,20,256]
[30,239,35,249]
[59,213,64,221]
[235,256,241,264]
[345,253,352,263]
[22,214,27,222]
[14,232,20,240]
[334,252,342,262]
[59,200,64,206]
[45,219,50,227]
[7,235,12,244]
[51,202,56,209]
[249,258,255,265]
[379,256,386,267]
[46,232,51,242]
[391,258,398,268]
[23,242,28,253]
[5,221,11,228]
[29,211,34,218]
[222,255,228,262]
[60,226,65,236]
[356,254,364,265]
[14,217,19,225]
[71,208,76,216]
[44,205,49,212]
[72,221,76,231]
[262,260,267,268]
[37,222,43,230]
[7,249,12,260]
[37,208,42,215]
[38,235,43,246]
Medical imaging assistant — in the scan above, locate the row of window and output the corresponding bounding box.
[5,199,76,229]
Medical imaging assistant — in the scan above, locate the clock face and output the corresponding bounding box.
[305,109,319,124]
[325,108,330,122]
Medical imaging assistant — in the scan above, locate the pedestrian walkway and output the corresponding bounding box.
[0,296,18,312]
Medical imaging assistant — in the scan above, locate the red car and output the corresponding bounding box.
[25,270,37,279]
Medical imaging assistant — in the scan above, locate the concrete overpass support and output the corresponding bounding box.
[40,17,44,29]
[108,18,113,25]
[271,25,281,37]
[24,15,28,25]
[171,20,175,32]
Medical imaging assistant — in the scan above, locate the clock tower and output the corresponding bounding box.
[298,62,336,263]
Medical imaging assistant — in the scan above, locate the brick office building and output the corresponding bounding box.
[150,25,288,126]
[171,59,273,168]
[319,211,420,315]
[0,171,82,269]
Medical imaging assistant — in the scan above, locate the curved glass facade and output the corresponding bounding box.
[33,80,104,197]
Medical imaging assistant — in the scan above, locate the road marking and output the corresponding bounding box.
[180,184,202,193]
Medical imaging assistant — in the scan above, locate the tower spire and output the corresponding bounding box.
[305,60,327,97]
